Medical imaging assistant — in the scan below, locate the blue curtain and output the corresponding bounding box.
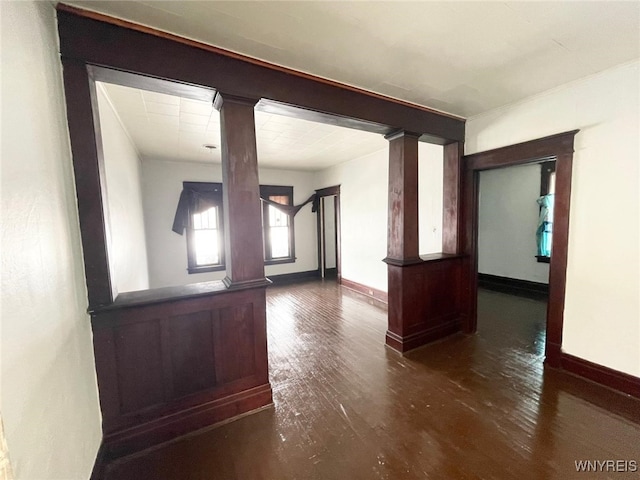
[536,194,554,257]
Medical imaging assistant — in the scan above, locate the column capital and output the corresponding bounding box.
[213,92,260,111]
[384,129,421,142]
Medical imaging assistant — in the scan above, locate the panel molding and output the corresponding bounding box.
[560,353,640,399]
[103,383,273,459]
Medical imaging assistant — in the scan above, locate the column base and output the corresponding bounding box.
[222,276,272,290]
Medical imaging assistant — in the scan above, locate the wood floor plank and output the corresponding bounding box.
[104,282,640,479]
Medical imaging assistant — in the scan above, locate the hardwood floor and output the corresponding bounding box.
[104,281,640,479]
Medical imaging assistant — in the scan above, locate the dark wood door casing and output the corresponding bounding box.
[460,131,579,367]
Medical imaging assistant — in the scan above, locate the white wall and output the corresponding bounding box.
[97,85,150,294]
[418,143,444,255]
[141,159,317,288]
[315,148,389,291]
[466,61,640,377]
[323,196,337,269]
[0,2,102,478]
[316,142,443,293]
[478,164,550,283]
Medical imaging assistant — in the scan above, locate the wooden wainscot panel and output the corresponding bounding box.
[386,255,464,353]
[91,284,272,458]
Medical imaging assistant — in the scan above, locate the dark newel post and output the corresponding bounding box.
[384,130,421,265]
[214,93,268,289]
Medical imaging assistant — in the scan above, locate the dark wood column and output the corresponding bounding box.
[214,93,268,289]
[384,132,463,353]
[384,130,421,265]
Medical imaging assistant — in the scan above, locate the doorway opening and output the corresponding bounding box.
[476,162,553,363]
[315,186,341,282]
[461,131,578,367]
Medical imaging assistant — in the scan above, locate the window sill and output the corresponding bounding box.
[188,265,225,274]
[536,256,551,264]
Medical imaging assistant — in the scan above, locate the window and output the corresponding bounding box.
[536,161,556,263]
[184,182,225,273]
[180,182,296,273]
[260,185,295,265]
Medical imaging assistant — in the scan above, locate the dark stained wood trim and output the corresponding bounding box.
[478,273,548,300]
[386,319,460,354]
[561,353,640,399]
[90,281,228,314]
[90,442,106,480]
[260,185,295,264]
[315,185,341,197]
[60,58,115,308]
[215,93,266,288]
[103,384,273,459]
[341,278,388,305]
[55,6,464,143]
[539,160,556,196]
[461,130,579,367]
[88,65,216,104]
[442,141,463,254]
[385,131,420,264]
[267,270,320,285]
[464,130,579,171]
[56,4,464,122]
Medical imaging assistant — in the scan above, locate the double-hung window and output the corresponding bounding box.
[260,185,295,265]
[184,182,225,273]
[181,182,295,273]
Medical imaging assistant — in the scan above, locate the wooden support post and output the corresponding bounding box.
[214,92,269,289]
[384,130,421,266]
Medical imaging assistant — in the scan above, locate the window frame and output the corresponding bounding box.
[260,185,296,265]
[184,181,226,274]
[536,161,556,264]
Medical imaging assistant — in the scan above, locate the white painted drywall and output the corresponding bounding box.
[141,159,318,288]
[478,164,550,283]
[466,61,640,377]
[315,148,389,291]
[315,142,444,293]
[97,85,150,294]
[0,2,102,478]
[322,196,337,269]
[418,143,444,255]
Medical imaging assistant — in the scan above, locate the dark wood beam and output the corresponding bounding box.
[56,5,465,143]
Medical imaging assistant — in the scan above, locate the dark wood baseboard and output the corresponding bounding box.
[544,341,562,368]
[385,318,460,354]
[267,270,320,285]
[103,383,272,459]
[341,278,388,305]
[478,273,548,300]
[90,442,107,480]
[560,353,640,399]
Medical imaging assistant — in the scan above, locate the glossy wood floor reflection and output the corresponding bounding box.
[104,282,640,480]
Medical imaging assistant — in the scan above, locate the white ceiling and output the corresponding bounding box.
[67,1,639,118]
[99,82,387,169]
